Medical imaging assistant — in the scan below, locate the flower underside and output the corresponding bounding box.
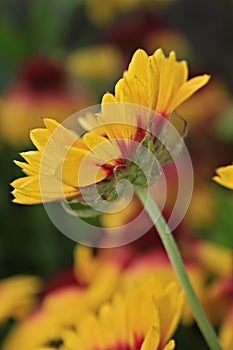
[11,48,210,207]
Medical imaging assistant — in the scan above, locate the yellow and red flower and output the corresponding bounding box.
[0,56,91,146]
[32,277,184,350]
[3,245,122,350]
[12,48,209,206]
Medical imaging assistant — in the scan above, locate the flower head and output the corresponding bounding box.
[0,56,91,145]
[31,277,184,350]
[12,48,210,206]
[3,245,122,350]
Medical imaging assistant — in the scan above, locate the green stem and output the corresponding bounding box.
[135,186,222,350]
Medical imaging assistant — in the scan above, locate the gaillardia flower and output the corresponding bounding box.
[1,56,91,146]
[213,164,233,190]
[3,245,121,350]
[33,277,184,350]
[12,49,209,207]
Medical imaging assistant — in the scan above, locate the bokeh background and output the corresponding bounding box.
[0,0,232,349]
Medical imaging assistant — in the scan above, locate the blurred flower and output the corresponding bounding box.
[85,0,174,26]
[34,276,183,350]
[0,275,41,324]
[0,56,91,146]
[4,241,228,349]
[67,45,123,83]
[3,284,88,350]
[213,164,233,190]
[3,245,121,350]
[12,48,210,205]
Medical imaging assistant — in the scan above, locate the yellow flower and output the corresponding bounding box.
[213,164,233,190]
[3,246,121,350]
[102,48,210,117]
[118,249,206,326]
[49,277,183,350]
[12,48,209,206]
[0,275,41,324]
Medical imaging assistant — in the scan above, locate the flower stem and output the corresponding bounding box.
[135,186,222,350]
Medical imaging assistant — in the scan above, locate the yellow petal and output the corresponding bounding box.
[30,129,51,151]
[11,175,78,204]
[154,50,189,115]
[83,132,121,161]
[156,282,184,346]
[104,47,210,119]
[102,92,116,103]
[213,165,233,190]
[127,49,149,82]
[167,74,210,115]
[162,340,176,350]
[62,154,108,187]
[141,326,160,350]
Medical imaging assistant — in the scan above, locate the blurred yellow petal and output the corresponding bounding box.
[0,275,41,324]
